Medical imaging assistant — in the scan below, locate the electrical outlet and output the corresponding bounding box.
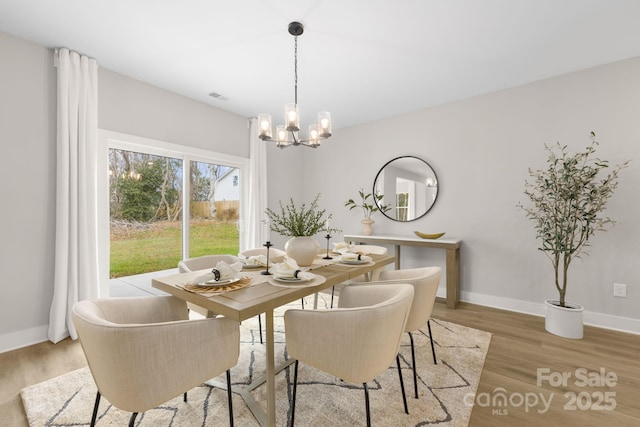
[613,283,627,298]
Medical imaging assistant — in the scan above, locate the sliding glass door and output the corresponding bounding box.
[100,131,246,282]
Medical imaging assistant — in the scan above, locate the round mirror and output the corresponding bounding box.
[373,156,439,222]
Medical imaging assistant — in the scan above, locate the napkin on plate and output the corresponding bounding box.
[239,254,268,267]
[340,252,372,263]
[271,256,314,281]
[190,261,243,284]
[332,241,353,254]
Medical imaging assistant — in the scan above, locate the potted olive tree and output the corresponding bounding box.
[520,132,628,339]
[265,193,340,266]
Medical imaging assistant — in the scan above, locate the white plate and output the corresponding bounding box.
[242,263,266,269]
[198,277,241,287]
[339,259,368,265]
[274,276,310,283]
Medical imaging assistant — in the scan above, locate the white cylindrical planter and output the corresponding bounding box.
[544,299,584,339]
[285,236,320,267]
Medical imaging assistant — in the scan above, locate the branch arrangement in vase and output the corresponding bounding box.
[344,188,391,218]
[265,193,341,237]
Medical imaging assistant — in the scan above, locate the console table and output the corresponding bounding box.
[344,233,461,309]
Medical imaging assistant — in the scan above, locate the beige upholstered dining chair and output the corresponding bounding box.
[284,283,414,426]
[239,247,286,260]
[72,296,240,427]
[330,244,389,308]
[371,266,442,398]
[178,254,241,273]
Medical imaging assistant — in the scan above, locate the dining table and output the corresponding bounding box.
[152,251,396,427]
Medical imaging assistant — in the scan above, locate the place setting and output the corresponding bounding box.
[331,241,375,267]
[180,260,252,296]
[238,253,269,269]
[268,256,326,288]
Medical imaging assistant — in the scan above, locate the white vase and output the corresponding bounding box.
[544,299,584,339]
[361,218,375,236]
[285,236,320,267]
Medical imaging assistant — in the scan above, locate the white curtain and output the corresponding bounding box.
[241,118,269,251]
[49,48,99,343]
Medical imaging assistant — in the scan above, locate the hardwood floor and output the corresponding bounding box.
[432,302,640,426]
[2,301,638,426]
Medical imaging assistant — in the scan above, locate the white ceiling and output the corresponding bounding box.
[2,0,640,130]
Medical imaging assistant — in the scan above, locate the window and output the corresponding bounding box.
[98,131,248,289]
[396,192,409,222]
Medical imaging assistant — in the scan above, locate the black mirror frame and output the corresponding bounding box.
[373,155,439,222]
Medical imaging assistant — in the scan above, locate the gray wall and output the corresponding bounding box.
[283,57,640,330]
[0,31,248,351]
[99,69,248,157]
[0,32,57,348]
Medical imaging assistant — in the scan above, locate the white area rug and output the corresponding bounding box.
[21,295,491,426]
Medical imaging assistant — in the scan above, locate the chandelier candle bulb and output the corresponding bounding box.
[285,103,299,131]
[309,124,319,146]
[258,114,272,139]
[318,112,332,137]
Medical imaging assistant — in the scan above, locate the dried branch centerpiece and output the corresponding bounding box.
[266,194,340,266]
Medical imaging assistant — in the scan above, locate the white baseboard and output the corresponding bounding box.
[455,289,640,335]
[0,325,49,354]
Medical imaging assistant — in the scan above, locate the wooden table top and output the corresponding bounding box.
[152,253,396,321]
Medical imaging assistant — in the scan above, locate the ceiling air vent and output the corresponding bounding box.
[209,91,230,101]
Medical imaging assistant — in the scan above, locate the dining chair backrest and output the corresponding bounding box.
[377,266,442,332]
[178,254,241,273]
[351,244,388,255]
[72,296,240,413]
[285,283,414,384]
[239,247,286,259]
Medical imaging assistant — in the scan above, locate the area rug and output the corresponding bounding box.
[21,295,491,426]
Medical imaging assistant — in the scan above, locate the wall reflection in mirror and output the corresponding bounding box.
[373,156,439,222]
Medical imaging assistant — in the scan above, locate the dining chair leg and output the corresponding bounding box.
[408,331,418,398]
[184,391,187,402]
[427,320,437,364]
[226,369,234,427]
[90,391,101,427]
[330,286,335,308]
[396,355,409,414]
[128,412,138,427]
[258,315,263,344]
[289,360,299,427]
[363,383,371,427]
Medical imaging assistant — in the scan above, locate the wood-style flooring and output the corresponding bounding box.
[1,301,639,426]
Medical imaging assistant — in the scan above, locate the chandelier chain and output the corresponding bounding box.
[294,35,298,105]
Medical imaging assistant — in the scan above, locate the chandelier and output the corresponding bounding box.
[257,22,332,148]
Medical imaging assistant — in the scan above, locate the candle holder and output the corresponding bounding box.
[261,241,273,275]
[323,233,333,260]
